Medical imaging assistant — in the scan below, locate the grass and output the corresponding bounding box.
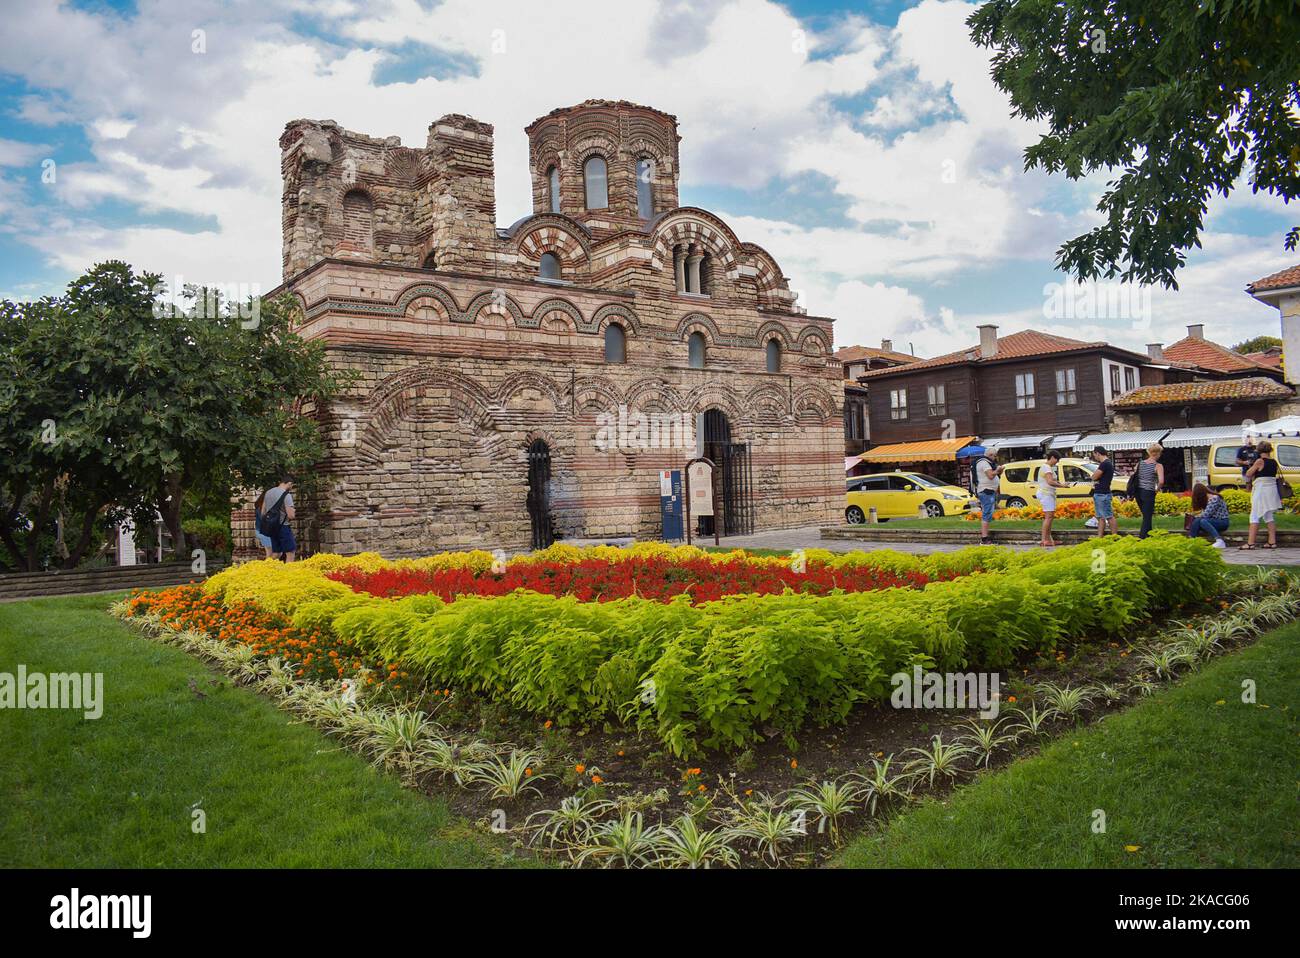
[837,622,1300,868]
[0,593,522,868]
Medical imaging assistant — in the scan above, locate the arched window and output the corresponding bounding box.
[636,157,654,219]
[766,339,782,373]
[688,331,706,369]
[539,252,561,280]
[604,323,627,363]
[341,189,373,252]
[548,165,561,214]
[583,155,608,209]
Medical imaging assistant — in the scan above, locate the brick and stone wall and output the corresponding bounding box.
[240,101,841,559]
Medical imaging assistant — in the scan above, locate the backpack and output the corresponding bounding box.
[262,490,288,533]
[972,458,992,494]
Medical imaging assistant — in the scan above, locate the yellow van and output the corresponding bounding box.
[997,457,1132,508]
[1207,440,1300,491]
[845,472,976,522]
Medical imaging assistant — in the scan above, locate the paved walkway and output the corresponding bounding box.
[717,525,1300,566]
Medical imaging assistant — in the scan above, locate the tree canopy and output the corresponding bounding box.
[0,262,348,571]
[1232,334,1283,353]
[969,0,1300,289]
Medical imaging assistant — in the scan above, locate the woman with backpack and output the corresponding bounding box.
[1241,441,1281,550]
[253,491,274,559]
[259,477,297,562]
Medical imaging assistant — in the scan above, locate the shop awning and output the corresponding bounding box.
[1073,429,1170,452]
[1245,416,1300,438]
[1047,433,1081,449]
[844,456,861,473]
[859,436,977,464]
[980,434,1053,452]
[1162,425,1251,449]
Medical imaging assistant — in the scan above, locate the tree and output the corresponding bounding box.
[1232,334,1283,353]
[0,262,348,571]
[969,0,1300,289]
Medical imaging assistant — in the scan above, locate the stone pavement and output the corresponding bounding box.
[717,525,1300,566]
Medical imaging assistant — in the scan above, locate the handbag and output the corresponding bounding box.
[1278,477,1294,500]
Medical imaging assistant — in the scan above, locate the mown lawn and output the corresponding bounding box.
[837,623,1300,868]
[0,593,521,868]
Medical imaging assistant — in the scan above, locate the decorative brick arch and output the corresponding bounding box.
[358,365,495,466]
[495,370,568,412]
[395,281,460,320]
[590,302,641,336]
[686,382,743,423]
[528,297,584,332]
[796,325,832,355]
[572,375,624,413]
[792,385,836,423]
[744,381,790,423]
[738,242,788,306]
[649,210,742,278]
[676,311,722,344]
[515,217,593,272]
[461,288,526,327]
[625,377,685,414]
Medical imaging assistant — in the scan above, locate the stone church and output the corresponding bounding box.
[236,100,842,558]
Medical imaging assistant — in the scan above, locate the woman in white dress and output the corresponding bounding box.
[1241,440,1282,550]
[1037,451,1068,547]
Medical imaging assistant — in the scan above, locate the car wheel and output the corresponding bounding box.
[1006,497,1027,509]
[846,506,865,525]
[923,500,943,518]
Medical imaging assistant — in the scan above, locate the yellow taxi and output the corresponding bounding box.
[1208,440,1300,491]
[845,471,976,522]
[996,457,1131,508]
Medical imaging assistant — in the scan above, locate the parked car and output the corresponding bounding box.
[996,457,1132,508]
[845,472,976,522]
[1207,440,1300,491]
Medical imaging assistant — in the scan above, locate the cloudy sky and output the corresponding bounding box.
[0,0,1294,357]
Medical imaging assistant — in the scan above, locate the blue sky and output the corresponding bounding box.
[1,0,1294,357]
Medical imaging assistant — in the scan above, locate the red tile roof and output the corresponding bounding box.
[1248,263,1300,294]
[835,344,920,365]
[859,328,1143,379]
[1109,376,1292,409]
[1243,350,1284,368]
[1162,335,1280,375]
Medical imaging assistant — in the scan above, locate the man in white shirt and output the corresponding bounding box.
[973,452,1004,545]
[260,477,297,562]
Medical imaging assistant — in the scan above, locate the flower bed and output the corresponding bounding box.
[161,536,1228,757]
[326,554,942,604]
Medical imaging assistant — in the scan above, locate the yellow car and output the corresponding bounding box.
[997,457,1131,508]
[845,472,976,522]
[1208,440,1300,491]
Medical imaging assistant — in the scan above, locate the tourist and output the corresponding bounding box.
[1036,450,1068,547]
[1186,483,1229,549]
[1134,443,1164,538]
[1089,446,1118,537]
[973,449,1004,545]
[253,490,274,559]
[1241,441,1281,550]
[261,477,297,562]
[1236,434,1260,482]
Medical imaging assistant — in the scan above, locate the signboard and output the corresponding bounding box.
[117,520,137,566]
[659,469,683,541]
[688,460,713,516]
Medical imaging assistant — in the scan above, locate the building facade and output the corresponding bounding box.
[236,100,842,558]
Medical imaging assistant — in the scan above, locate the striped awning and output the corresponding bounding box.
[1245,416,1300,438]
[1047,433,1081,449]
[1073,429,1170,452]
[859,436,977,464]
[980,434,1052,452]
[1162,425,1251,449]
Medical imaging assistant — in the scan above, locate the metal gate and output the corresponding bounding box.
[703,410,754,536]
[526,439,554,550]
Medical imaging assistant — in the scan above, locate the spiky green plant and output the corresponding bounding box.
[956,718,1014,768]
[1033,682,1095,720]
[781,778,862,845]
[464,749,548,798]
[571,812,663,868]
[650,814,742,869]
[526,795,619,853]
[903,734,974,787]
[855,756,911,815]
[1007,703,1056,739]
[722,798,805,865]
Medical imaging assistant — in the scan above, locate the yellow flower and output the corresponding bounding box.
[1124,845,1141,853]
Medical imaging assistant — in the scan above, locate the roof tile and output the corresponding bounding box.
[1109,376,1292,409]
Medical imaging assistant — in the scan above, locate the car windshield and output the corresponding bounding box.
[904,474,949,488]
